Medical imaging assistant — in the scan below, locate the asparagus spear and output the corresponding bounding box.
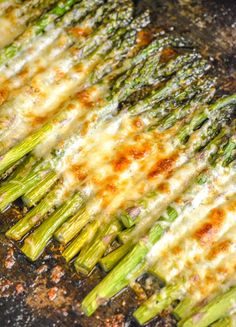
[0,0,58,48]
[89,9,151,83]
[54,206,90,244]
[81,132,231,316]
[118,227,134,243]
[144,78,216,128]
[127,54,208,115]
[99,241,132,272]
[180,286,236,327]
[177,94,236,144]
[22,171,58,206]
[211,314,236,327]
[0,0,86,67]
[21,191,83,261]
[6,180,70,240]
[62,220,99,262]
[133,283,184,325]
[74,220,122,275]
[153,78,217,131]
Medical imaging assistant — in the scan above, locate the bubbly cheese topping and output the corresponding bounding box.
[149,191,236,282]
[0,16,25,48]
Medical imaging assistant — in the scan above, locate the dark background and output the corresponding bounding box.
[0,0,235,326]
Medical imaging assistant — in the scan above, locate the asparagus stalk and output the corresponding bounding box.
[62,220,99,262]
[89,9,151,83]
[54,206,90,244]
[154,79,216,131]
[81,132,231,316]
[6,180,69,240]
[147,78,215,127]
[177,94,236,144]
[118,227,134,243]
[74,220,122,275]
[21,191,83,261]
[133,283,184,325]
[127,54,209,116]
[0,0,86,67]
[109,35,191,83]
[180,286,236,327]
[0,0,58,48]
[22,171,58,206]
[211,314,236,327]
[99,241,132,272]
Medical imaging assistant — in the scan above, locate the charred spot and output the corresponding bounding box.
[66,103,76,110]
[129,147,149,160]
[204,273,217,288]
[18,66,29,79]
[193,208,226,246]
[106,183,117,193]
[132,117,144,129]
[171,245,182,255]
[76,89,95,109]
[26,113,48,127]
[216,266,229,275]
[158,182,170,193]
[148,153,178,179]
[112,155,131,172]
[70,164,87,182]
[54,68,66,82]
[228,199,236,212]
[207,240,232,260]
[136,29,153,47]
[160,47,177,63]
[0,88,8,105]
[68,27,92,38]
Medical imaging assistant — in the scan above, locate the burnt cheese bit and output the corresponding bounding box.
[193,208,226,246]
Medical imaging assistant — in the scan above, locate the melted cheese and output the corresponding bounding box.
[150,191,236,282]
[0,0,57,48]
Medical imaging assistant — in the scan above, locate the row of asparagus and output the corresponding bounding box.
[0,0,235,325]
